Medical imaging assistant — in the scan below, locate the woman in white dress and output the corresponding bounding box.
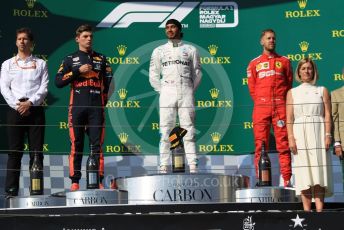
[286,58,333,212]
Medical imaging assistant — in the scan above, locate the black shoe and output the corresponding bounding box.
[5,188,18,197]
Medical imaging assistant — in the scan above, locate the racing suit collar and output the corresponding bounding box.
[261,51,278,59]
[77,49,93,56]
[168,39,183,47]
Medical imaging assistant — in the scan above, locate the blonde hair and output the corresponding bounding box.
[295,58,319,85]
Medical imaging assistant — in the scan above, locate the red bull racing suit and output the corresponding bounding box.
[55,50,112,184]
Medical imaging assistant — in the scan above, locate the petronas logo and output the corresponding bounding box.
[208,44,218,56]
[118,133,129,144]
[209,88,220,99]
[117,45,127,56]
[297,0,307,9]
[26,0,36,9]
[117,88,128,100]
[211,132,221,144]
[299,41,309,52]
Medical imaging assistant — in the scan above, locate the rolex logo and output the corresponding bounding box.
[209,88,220,100]
[117,88,128,100]
[117,45,127,56]
[118,132,129,144]
[299,41,309,52]
[297,0,307,9]
[211,132,221,144]
[208,44,218,56]
[26,0,36,8]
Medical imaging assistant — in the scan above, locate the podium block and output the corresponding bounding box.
[236,187,297,203]
[7,195,66,208]
[116,173,249,204]
[65,189,128,206]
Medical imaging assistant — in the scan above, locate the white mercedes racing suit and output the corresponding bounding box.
[149,40,202,166]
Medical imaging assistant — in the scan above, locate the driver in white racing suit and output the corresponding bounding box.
[149,19,202,173]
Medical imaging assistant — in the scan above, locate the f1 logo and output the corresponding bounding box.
[97,2,199,28]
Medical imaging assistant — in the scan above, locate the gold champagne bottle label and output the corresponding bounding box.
[174,156,183,168]
[32,179,41,190]
[261,170,270,182]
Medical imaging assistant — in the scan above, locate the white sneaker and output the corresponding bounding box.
[189,164,198,173]
[159,165,168,174]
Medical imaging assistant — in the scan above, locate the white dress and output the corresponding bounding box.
[291,83,333,196]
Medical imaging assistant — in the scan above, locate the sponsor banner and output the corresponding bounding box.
[0,0,342,155]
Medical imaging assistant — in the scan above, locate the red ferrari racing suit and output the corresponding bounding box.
[247,52,293,183]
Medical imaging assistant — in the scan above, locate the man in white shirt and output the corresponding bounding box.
[0,27,49,197]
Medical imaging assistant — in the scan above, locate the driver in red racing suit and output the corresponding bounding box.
[247,29,293,186]
[55,24,113,191]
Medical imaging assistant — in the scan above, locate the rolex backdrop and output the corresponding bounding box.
[0,0,343,157]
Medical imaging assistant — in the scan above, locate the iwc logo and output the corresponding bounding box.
[198,132,234,153]
[287,41,322,62]
[106,88,141,108]
[197,88,232,108]
[13,0,49,18]
[285,0,320,18]
[107,44,140,65]
[200,44,231,64]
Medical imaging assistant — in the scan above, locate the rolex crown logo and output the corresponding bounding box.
[297,0,307,9]
[118,133,129,144]
[299,41,309,52]
[209,88,220,100]
[211,132,221,144]
[117,45,127,56]
[26,0,36,9]
[117,88,128,100]
[208,44,218,56]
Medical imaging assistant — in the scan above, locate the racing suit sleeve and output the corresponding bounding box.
[192,48,202,91]
[29,60,49,106]
[247,61,257,100]
[55,56,79,88]
[102,58,113,105]
[149,48,161,93]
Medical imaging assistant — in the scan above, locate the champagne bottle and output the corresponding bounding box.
[169,127,187,173]
[172,144,186,173]
[86,145,99,189]
[258,141,272,186]
[30,151,44,195]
